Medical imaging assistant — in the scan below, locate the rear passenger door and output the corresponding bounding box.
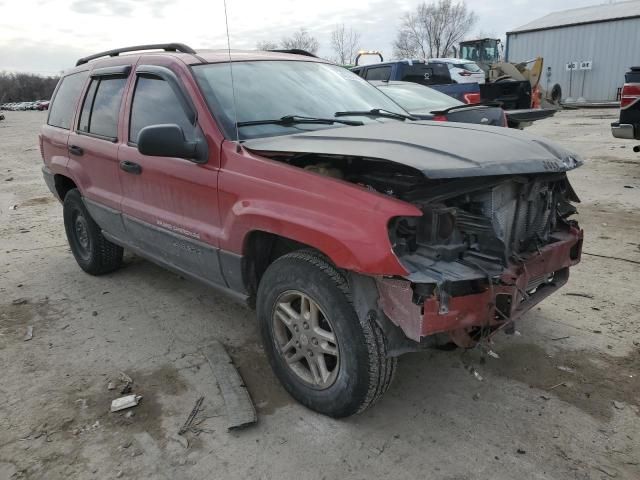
[67,66,131,238]
[41,70,89,180]
[117,65,225,287]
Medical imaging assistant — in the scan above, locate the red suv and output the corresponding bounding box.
[40,43,584,417]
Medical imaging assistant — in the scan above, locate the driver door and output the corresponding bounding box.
[118,64,225,287]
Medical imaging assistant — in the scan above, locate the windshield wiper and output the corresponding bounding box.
[237,115,363,128]
[334,108,416,121]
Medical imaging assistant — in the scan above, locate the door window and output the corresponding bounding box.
[78,77,127,139]
[47,71,89,129]
[129,77,195,144]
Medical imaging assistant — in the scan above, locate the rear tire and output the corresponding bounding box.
[63,189,123,275]
[257,250,396,417]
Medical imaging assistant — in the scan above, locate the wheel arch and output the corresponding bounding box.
[240,230,326,304]
[54,174,78,201]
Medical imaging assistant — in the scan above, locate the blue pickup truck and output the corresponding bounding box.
[351,60,481,104]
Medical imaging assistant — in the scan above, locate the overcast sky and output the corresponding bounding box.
[0,0,607,75]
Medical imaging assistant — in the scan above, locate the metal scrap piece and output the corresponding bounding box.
[178,395,205,435]
[24,326,33,341]
[202,341,256,430]
[110,394,142,412]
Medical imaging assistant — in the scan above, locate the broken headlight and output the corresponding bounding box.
[389,207,457,258]
[418,207,456,244]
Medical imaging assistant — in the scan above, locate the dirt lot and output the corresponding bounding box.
[1,110,639,480]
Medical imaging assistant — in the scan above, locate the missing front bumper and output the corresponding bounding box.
[376,227,583,345]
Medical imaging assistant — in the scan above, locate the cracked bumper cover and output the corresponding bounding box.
[376,227,583,343]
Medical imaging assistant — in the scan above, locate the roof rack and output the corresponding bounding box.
[266,49,317,58]
[76,43,196,66]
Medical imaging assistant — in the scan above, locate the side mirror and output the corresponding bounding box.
[137,124,207,163]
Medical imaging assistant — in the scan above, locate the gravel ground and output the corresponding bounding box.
[0,110,638,480]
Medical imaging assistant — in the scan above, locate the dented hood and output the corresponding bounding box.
[242,121,583,179]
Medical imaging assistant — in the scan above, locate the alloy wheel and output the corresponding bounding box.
[272,290,340,389]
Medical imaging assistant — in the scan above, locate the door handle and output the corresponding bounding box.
[120,160,142,175]
[68,145,84,156]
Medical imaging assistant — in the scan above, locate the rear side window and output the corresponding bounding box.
[47,71,89,129]
[78,77,127,139]
[401,63,451,85]
[129,77,195,143]
[364,66,391,81]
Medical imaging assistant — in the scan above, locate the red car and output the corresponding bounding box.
[40,44,583,417]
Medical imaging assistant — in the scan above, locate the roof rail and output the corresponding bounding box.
[266,49,317,58]
[76,43,196,66]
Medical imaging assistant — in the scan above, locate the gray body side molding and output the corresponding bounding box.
[84,197,249,304]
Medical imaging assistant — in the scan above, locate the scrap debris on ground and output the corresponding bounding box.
[203,341,257,431]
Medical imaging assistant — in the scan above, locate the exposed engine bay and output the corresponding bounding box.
[263,152,580,280]
[386,171,580,280]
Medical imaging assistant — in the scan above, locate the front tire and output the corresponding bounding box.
[257,250,396,417]
[63,189,123,275]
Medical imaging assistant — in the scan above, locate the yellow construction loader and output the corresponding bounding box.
[456,38,560,108]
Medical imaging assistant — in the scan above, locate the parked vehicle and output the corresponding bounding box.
[1,100,49,111]
[40,44,584,418]
[455,38,558,108]
[370,80,506,126]
[612,66,640,142]
[429,58,486,84]
[351,60,482,104]
[370,79,554,129]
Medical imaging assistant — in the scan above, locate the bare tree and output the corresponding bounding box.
[393,0,476,59]
[330,24,361,65]
[393,13,428,59]
[256,40,279,51]
[280,28,319,54]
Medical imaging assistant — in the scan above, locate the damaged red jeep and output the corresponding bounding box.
[40,44,583,417]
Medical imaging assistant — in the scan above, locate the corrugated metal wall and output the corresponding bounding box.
[506,17,640,101]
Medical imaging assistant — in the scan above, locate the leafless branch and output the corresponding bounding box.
[330,24,361,65]
[280,28,319,55]
[393,0,476,60]
[255,40,280,51]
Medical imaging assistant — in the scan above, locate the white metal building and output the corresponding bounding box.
[506,1,640,102]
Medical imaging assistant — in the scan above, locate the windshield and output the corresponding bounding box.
[193,61,407,140]
[377,83,462,112]
[461,41,499,63]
